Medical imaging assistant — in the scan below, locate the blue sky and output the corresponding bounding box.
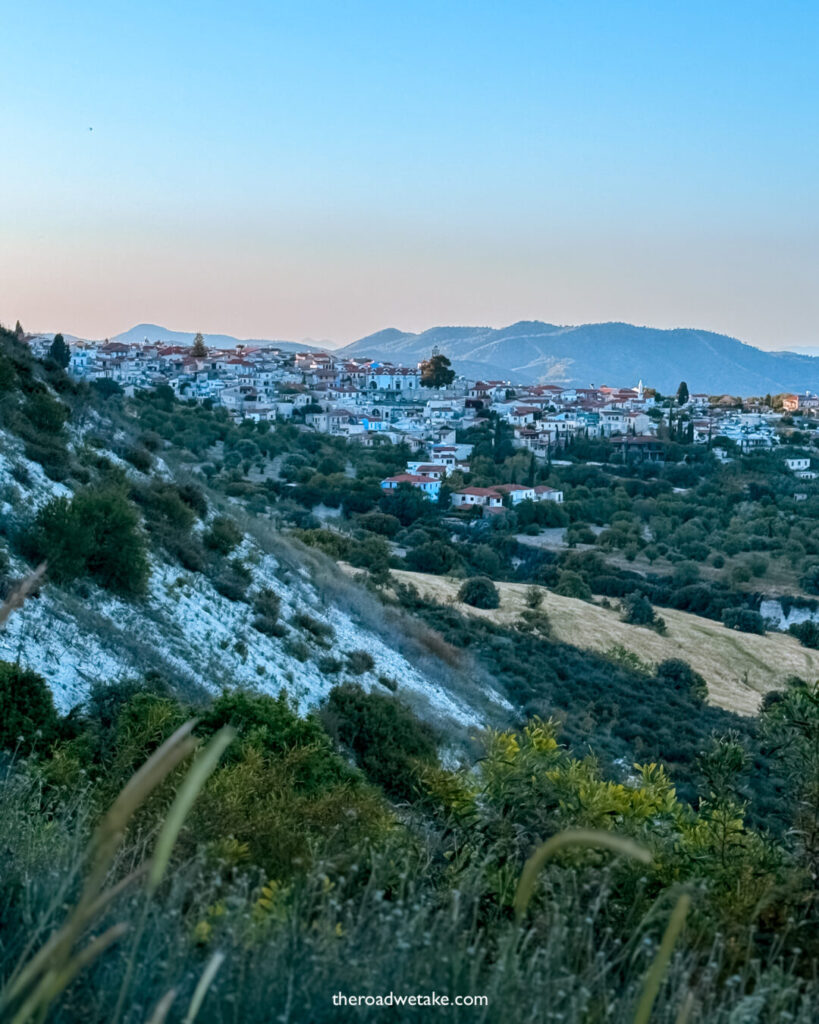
[1,0,817,346]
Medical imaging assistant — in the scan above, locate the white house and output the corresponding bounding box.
[451,487,504,510]
[534,485,564,502]
[366,366,421,392]
[491,484,536,505]
[785,457,811,472]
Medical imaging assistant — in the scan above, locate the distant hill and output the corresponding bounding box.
[339,320,819,394]
[109,323,328,354]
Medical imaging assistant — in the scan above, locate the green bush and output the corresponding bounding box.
[322,683,438,799]
[721,607,766,634]
[204,516,243,555]
[0,661,59,752]
[197,689,349,791]
[788,620,819,649]
[655,658,708,703]
[621,591,664,632]
[212,559,252,602]
[554,570,592,601]
[800,563,819,595]
[357,512,401,537]
[405,541,459,575]
[292,611,335,646]
[457,576,500,609]
[122,446,153,473]
[22,391,68,433]
[346,649,376,675]
[23,490,149,595]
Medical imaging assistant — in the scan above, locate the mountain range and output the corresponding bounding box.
[336,321,819,395]
[58,320,819,394]
[108,323,323,355]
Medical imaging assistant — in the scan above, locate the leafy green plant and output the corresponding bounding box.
[457,576,500,609]
[22,489,149,595]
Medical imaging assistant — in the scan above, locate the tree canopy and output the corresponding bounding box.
[48,332,70,369]
[419,353,455,389]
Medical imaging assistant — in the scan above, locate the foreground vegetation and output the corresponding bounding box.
[4,661,819,1021]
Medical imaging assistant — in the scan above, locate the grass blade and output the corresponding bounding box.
[183,951,225,1024]
[2,721,199,1017]
[9,924,128,1024]
[514,828,652,921]
[145,989,178,1024]
[148,726,235,894]
[674,990,695,1024]
[0,564,46,628]
[632,893,692,1024]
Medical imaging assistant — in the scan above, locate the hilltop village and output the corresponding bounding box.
[27,332,816,510]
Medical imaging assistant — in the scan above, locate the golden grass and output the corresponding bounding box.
[390,570,819,716]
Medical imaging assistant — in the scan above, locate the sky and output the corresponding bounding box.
[1,0,818,349]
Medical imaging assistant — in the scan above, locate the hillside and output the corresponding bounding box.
[390,570,819,716]
[0,442,503,735]
[340,320,819,393]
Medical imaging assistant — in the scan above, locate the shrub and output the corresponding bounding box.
[621,592,658,627]
[748,554,769,578]
[0,661,59,752]
[672,561,700,587]
[405,541,459,575]
[524,585,543,609]
[321,683,438,799]
[251,587,283,635]
[292,611,335,646]
[253,616,287,637]
[346,650,375,676]
[801,563,819,596]
[23,490,149,595]
[23,391,68,433]
[566,523,596,546]
[721,608,766,634]
[284,637,311,662]
[133,481,196,535]
[468,544,502,578]
[123,446,153,473]
[197,690,343,780]
[554,570,592,601]
[204,516,243,555]
[357,512,401,538]
[458,576,500,609]
[516,609,551,638]
[253,587,281,621]
[212,559,252,602]
[655,658,708,703]
[731,564,752,585]
[788,621,819,649]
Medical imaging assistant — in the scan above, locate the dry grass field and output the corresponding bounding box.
[389,569,819,716]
